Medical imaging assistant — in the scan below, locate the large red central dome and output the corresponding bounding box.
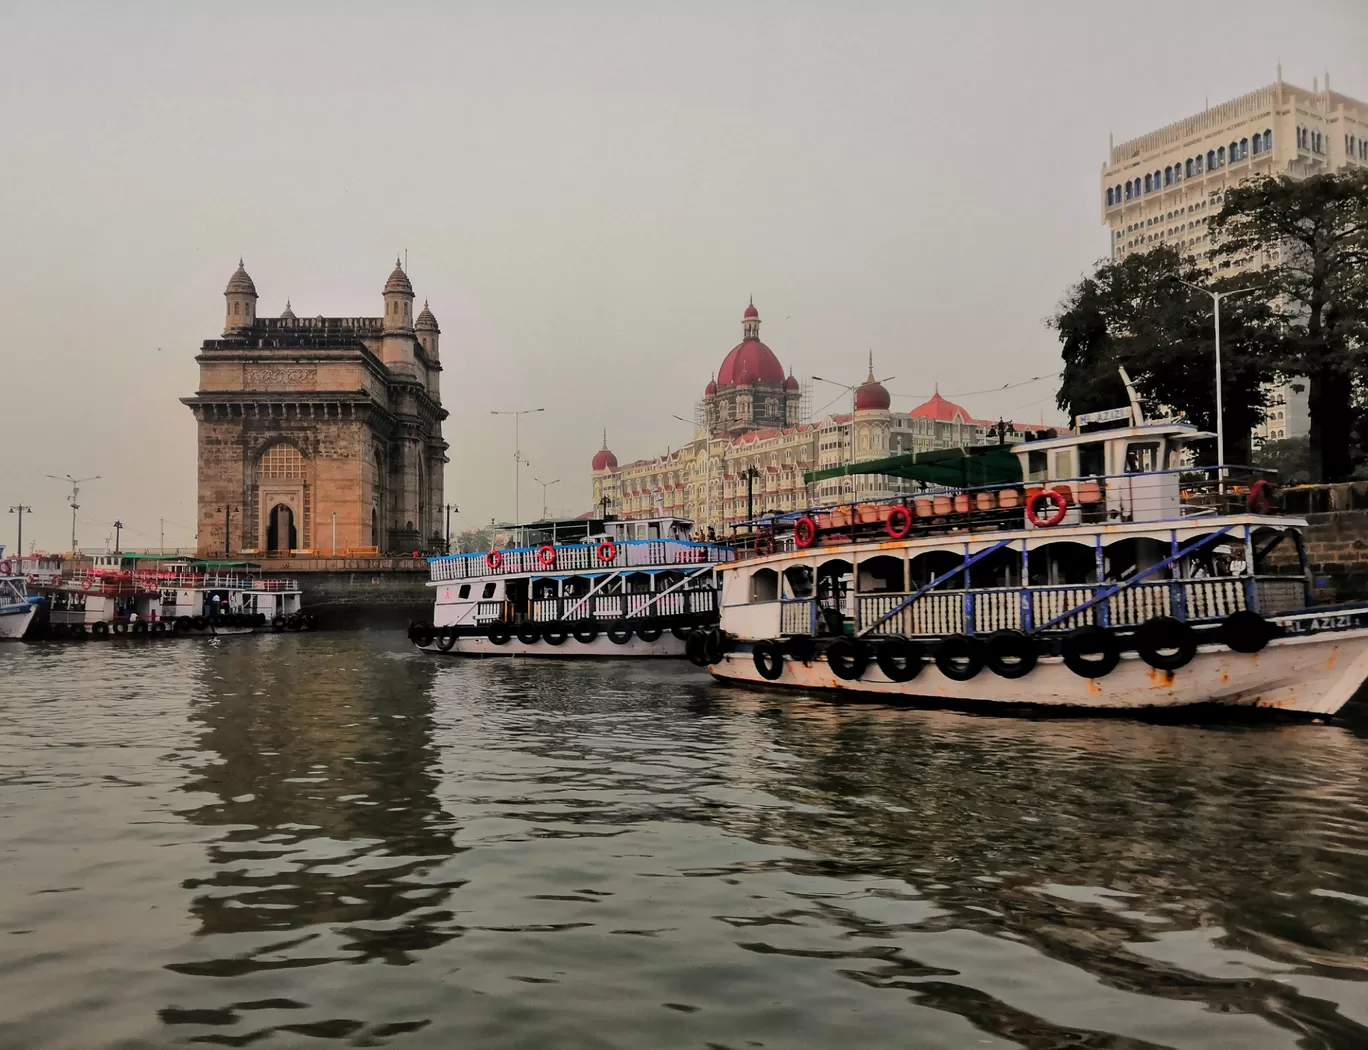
[717,339,785,386]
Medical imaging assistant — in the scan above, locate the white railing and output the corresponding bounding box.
[524,590,717,623]
[429,539,733,583]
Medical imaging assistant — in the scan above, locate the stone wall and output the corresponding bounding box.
[262,560,431,629]
[1276,483,1368,601]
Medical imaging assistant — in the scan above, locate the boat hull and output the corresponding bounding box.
[708,628,1368,716]
[416,633,687,659]
[0,604,36,641]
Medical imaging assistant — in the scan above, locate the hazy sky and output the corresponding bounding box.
[2,2,1365,552]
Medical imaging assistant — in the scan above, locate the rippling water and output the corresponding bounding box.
[3,634,1368,1049]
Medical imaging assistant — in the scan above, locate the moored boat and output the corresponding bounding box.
[700,400,1368,718]
[0,548,41,640]
[27,553,312,640]
[410,516,733,657]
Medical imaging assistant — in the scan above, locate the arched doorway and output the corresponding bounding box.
[267,504,297,552]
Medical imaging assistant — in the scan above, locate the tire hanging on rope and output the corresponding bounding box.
[752,639,785,680]
[934,635,984,681]
[825,638,868,681]
[1060,625,1120,678]
[875,635,923,682]
[1135,616,1197,671]
[984,629,1038,679]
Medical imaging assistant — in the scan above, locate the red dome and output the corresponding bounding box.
[705,378,718,396]
[592,445,618,471]
[909,388,969,422]
[743,301,759,319]
[783,372,800,392]
[717,340,784,386]
[855,379,891,411]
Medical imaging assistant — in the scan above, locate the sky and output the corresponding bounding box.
[2,1,1365,552]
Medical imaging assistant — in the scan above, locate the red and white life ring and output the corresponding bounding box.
[538,544,557,566]
[0,560,10,575]
[486,549,503,570]
[81,579,93,591]
[1026,489,1069,528]
[596,540,618,563]
[885,505,913,540]
[793,516,818,549]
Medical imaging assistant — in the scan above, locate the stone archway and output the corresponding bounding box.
[267,504,297,552]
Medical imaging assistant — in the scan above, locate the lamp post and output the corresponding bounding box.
[490,408,544,528]
[112,520,124,554]
[444,503,457,553]
[533,478,560,520]
[45,474,100,555]
[743,465,761,521]
[221,505,232,559]
[1167,276,1265,489]
[8,505,31,562]
[671,413,711,533]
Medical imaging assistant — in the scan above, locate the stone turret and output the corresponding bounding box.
[223,260,258,334]
[382,259,414,333]
[415,300,440,399]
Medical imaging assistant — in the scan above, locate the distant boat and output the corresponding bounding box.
[0,550,39,641]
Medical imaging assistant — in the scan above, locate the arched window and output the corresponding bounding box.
[1239,137,1248,158]
[234,302,240,315]
[260,442,305,479]
[1114,183,1122,202]
[1185,158,1194,177]
[1164,166,1172,185]
[1144,173,1152,193]
[1204,150,1213,169]
[1124,181,1132,200]
[1106,187,1114,206]
[1263,130,1272,152]
[1216,146,1225,165]
[1252,135,1261,155]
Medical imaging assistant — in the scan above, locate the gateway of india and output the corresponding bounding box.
[184,260,448,557]
[592,301,1015,531]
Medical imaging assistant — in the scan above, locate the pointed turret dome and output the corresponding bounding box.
[280,300,296,320]
[225,259,257,297]
[784,369,800,392]
[415,300,439,331]
[591,431,618,472]
[384,258,413,296]
[743,297,759,320]
[853,353,891,412]
[704,373,718,396]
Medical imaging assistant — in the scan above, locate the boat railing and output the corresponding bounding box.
[524,589,718,624]
[778,575,1306,638]
[732,464,1281,557]
[134,572,300,591]
[429,539,734,583]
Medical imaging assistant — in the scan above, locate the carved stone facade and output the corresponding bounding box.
[184,260,449,556]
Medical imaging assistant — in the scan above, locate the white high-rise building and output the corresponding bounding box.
[1100,70,1368,443]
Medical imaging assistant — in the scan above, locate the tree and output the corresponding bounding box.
[1051,246,1278,465]
[1212,170,1368,481]
[456,527,494,554]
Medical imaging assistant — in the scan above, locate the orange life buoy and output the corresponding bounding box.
[538,544,556,566]
[1247,479,1276,515]
[596,540,618,563]
[82,579,93,591]
[486,549,503,570]
[793,516,818,549]
[885,505,913,540]
[1026,489,1069,527]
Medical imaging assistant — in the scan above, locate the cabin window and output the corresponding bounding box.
[1027,450,1048,481]
[858,555,904,593]
[458,584,471,599]
[649,522,661,540]
[482,582,497,599]
[1078,441,1106,477]
[1052,449,1075,479]
[1028,542,1096,586]
[784,565,814,598]
[750,568,779,602]
[1124,442,1162,474]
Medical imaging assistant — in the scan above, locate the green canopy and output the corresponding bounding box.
[803,445,1023,489]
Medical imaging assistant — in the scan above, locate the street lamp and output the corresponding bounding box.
[8,505,32,561]
[45,474,100,555]
[671,413,711,533]
[1166,276,1265,488]
[743,464,761,522]
[490,408,544,529]
[533,477,560,520]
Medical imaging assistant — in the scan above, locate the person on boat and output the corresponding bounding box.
[706,526,716,542]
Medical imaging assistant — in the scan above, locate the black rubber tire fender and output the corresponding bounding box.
[70,623,87,639]
[702,628,724,664]
[1136,616,1197,671]
[685,629,710,667]
[191,616,206,631]
[487,623,511,646]
[573,620,600,644]
[636,623,663,642]
[175,617,192,635]
[271,614,284,631]
[516,622,541,645]
[935,634,985,681]
[785,635,816,665]
[671,624,693,641]
[1219,610,1276,654]
[825,637,868,681]
[112,621,128,636]
[1060,625,1121,678]
[985,629,1038,679]
[132,621,148,636]
[606,621,634,645]
[437,629,456,651]
[413,627,435,648]
[542,627,568,646]
[875,635,924,682]
[752,639,785,680]
[91,621,109,639]
[255,613,267,627]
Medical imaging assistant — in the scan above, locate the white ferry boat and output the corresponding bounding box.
[33,555,311,639]
[700,401,1368,718]
[411,516,733,657]
[0,548,41,640]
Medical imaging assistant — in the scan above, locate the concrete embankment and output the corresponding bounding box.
[1276,483,1368,602]
[259,556,431,629]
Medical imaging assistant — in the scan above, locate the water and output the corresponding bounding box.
[3,636,1368,1050]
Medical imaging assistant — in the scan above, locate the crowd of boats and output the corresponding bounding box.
[0,552,311,640]
[9,393,1368,720]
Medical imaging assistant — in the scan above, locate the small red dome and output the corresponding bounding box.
[705,378,718,396]
[784,372,800,392]
[854,380,890,412]
[743,301,759,319]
